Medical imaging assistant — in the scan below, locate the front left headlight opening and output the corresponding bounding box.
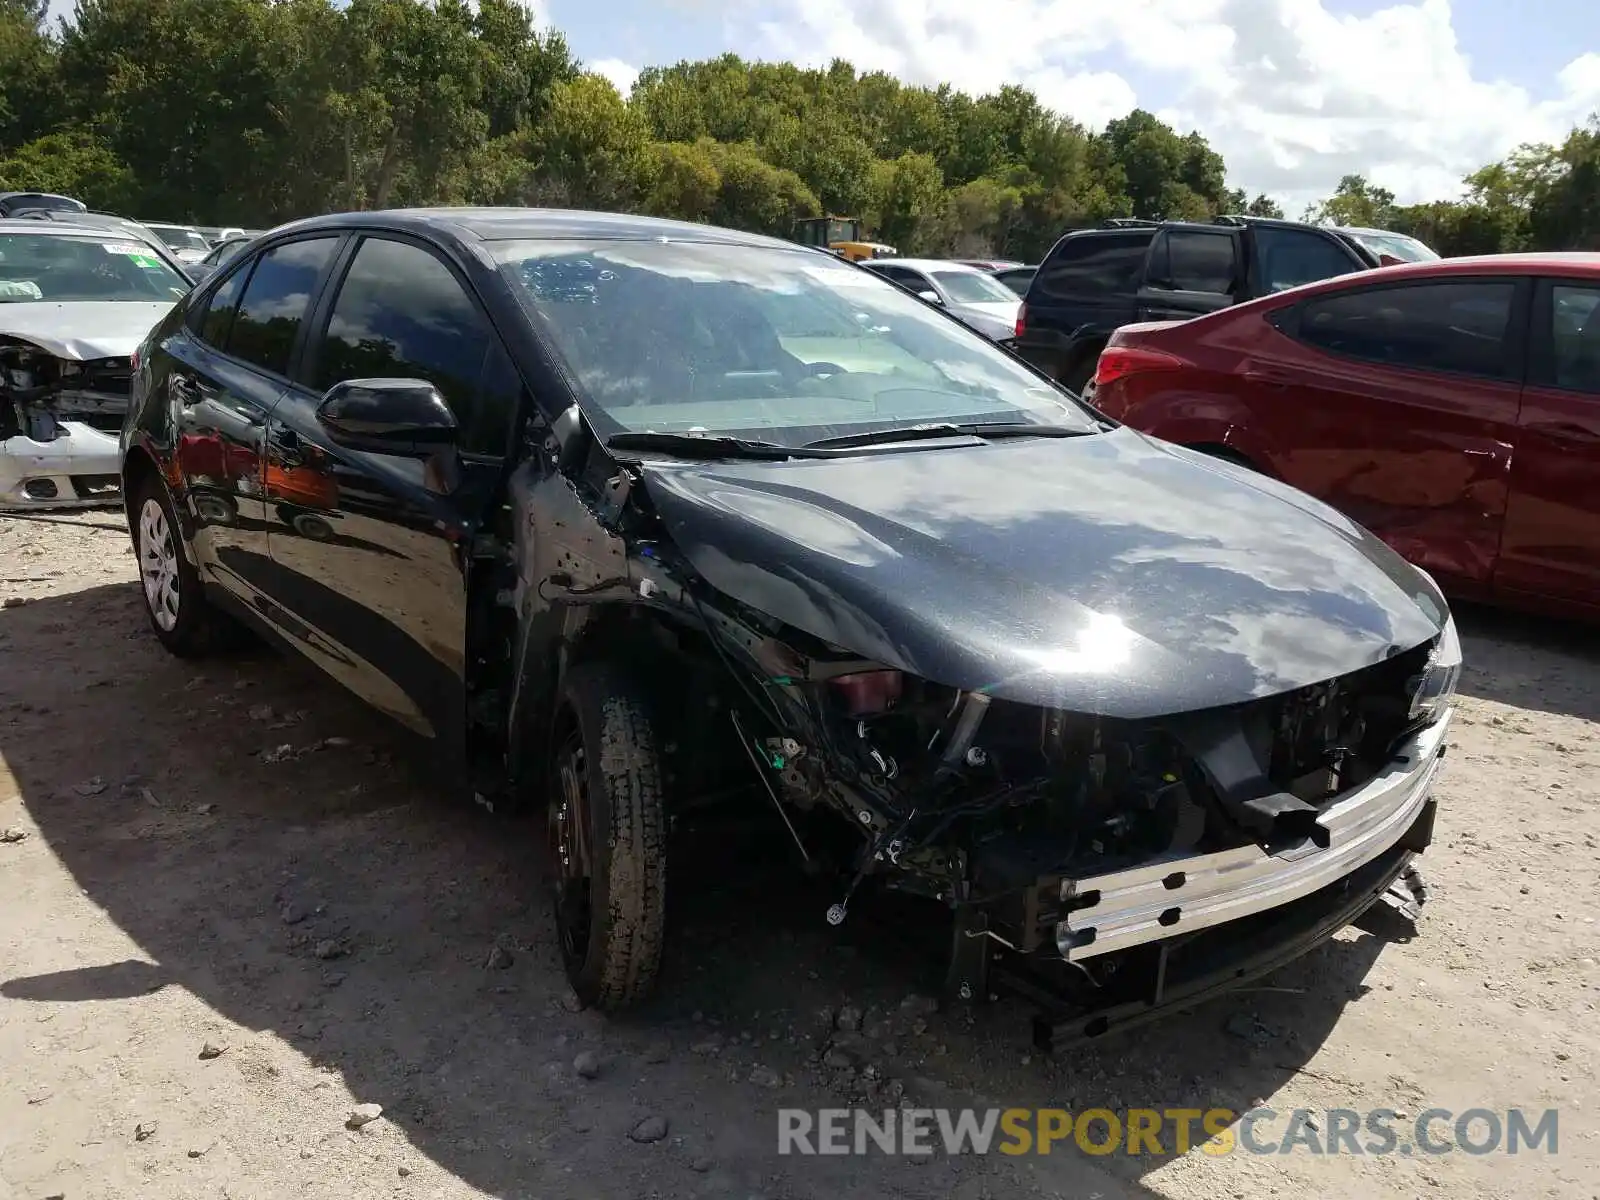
[1409,614,1462,724]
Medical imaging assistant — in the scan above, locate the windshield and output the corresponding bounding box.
[934,270,1017,305]
[0,233,190,302]
[148,225,210,253]
[930,269,1020,305]
[1350,231,1440,263]
[495,239,1095,447]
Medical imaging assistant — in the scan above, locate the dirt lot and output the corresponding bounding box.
[1,510,1597,1200]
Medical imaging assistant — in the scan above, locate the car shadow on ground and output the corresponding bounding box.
[1453,602,1600,723]
[0,581,1420,1197]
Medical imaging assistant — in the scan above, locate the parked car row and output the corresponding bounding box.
[1012,215,1439,390]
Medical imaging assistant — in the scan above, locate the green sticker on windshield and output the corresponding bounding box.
[129,253,162,269]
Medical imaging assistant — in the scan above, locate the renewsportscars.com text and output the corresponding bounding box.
[777,1106,1559,1157]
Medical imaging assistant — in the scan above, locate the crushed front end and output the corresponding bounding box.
[643,546,1458,1048]
[1,340,128,509]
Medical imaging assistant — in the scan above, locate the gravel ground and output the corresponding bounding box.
[1,509,1597,1200]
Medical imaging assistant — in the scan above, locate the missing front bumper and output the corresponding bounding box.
[1053,709,1450,961]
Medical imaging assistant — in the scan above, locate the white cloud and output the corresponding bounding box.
[736,0,1600,208]
[591,57,642,99]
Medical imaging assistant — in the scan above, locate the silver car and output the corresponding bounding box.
[1,221,191,509]
[860,257,1023,341]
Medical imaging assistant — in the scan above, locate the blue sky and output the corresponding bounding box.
[553,0,1600,208]
[41,0,1600,207]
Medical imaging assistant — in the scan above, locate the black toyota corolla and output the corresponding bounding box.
[121,209,1458,1045]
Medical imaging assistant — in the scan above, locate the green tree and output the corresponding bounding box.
[641,140,721,222]
[702,139,818,236]
[520,72,650,208]
[1305,174,1398,228]
[1245,193,1285,218]
[0,0,58,150]
[868,151,946,253]
[0,130,136,208]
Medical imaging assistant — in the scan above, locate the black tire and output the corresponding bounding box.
[130,471,232,657]
[1059,355,1096,394]
[547,663,668,1010]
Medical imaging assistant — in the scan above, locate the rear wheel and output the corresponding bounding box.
[1059,354,1096,394]
[547,664,668,1010]
[132,473,235,657]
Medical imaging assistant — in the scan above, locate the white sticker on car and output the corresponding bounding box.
[103,242,148,256]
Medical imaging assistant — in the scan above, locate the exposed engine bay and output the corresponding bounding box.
[0,338,127,508]
[493,446,1457,1047]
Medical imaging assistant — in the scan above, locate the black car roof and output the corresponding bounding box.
[265,207,804,251]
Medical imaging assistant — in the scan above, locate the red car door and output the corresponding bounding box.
[1263,275,1529,590]
[1494,277,1600,615]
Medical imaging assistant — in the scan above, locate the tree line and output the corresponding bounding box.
[3,0,1597,260]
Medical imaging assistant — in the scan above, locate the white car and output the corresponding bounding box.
[142,222,214,265]
[859,257,1023,342]
[1,221,191,509]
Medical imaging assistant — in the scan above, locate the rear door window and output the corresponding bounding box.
[1153,230,1238,294]
[226,237,339,377]
[194,263,250,349]
[1548,283,1600,393]
[1296,280,1518,379]
[1034,233,1149,298]
[1253,227,1361,293]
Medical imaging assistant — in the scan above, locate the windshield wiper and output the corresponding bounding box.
[605,431,800,461]
[802,422,1097,451]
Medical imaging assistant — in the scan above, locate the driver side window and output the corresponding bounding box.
[312,236,518,457]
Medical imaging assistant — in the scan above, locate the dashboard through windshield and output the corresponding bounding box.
[494,239,1096,448]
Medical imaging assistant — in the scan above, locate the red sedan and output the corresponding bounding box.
[1088,252,1600,620]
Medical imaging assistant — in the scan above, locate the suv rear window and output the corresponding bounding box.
[1151,230,1238,294]
[1034,233,1149,298]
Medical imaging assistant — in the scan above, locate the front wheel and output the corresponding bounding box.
[547,664,668,1010]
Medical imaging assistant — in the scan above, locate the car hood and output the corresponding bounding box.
[637,428,1448,718]
[0,301,175,360]
[949,306,1018,341]
[957,299,1023,321]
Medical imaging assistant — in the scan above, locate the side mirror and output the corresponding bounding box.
[316,378,457,455]
[547,403,588,471]
[917,289,942,305]
[1377,253,1405,267]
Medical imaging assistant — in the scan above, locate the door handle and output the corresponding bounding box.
[1243,370,1294,387]
[1534,421,1600,444]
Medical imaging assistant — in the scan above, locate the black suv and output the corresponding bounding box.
[1013,216,1391,391]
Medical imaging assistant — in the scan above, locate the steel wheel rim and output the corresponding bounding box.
[550,733,593,965]
[138,497,181,632]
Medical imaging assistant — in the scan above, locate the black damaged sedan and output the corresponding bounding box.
[121,209,1459,1046]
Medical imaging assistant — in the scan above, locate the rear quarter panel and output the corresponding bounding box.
[1097,293,1521,591]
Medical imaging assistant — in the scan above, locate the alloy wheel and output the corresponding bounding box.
[549,733,594,966]
[138,497,181,632]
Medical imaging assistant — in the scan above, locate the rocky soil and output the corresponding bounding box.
[2,509,1597,1199]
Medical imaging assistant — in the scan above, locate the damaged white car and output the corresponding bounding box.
[1,220,192,509]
